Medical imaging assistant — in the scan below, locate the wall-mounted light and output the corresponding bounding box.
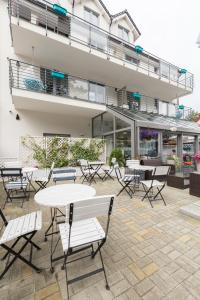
[16,114,20,120]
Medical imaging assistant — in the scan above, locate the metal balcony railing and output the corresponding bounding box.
[9,59,192,120]
[8,0,194,90]
[9,59,118,105]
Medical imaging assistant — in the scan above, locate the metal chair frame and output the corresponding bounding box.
[0,209,42,279]
[141,166,171,207]
[0,168,29,208]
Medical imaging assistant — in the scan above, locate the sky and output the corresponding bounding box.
[103,0,200,111]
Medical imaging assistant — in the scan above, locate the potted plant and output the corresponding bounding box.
[182,154,194,175]
[109,148,125,167]
[192,153,200,172]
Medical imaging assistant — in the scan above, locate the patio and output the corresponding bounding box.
[1,178,200,300]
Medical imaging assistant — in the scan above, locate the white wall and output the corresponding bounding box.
[0,1,91,159]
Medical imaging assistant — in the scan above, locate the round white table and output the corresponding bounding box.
[35,184,96,270]
[35,184,96,208]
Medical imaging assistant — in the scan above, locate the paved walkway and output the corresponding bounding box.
[1,179,200,300]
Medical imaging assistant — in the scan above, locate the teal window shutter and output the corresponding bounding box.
[51,71,65,79]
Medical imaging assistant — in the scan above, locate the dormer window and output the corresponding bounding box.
[118,25,129,42]
[84,7,99,26]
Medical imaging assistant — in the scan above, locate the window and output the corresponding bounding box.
[89,82,105,103]
[118,25,129,42]
[84,7,99,26]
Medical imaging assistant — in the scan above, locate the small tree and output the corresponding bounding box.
[109,148,125,167]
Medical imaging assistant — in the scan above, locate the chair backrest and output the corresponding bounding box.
[113,163,122,181]
[153,166,170,177]
[0,168,23,179]
[67,195,115,223]
[48,162,55,180]
[79,159,88,167]
[111,157,116,165]
[53,168,76,180]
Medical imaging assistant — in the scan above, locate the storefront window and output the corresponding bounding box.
[102,112,113,133]
[162,132,177,162]
[116,130,131,160]
[183,136,195,155]
[92,115,102,137]
[104,134,114,162]
[115,117,130,130]
[140,128,159,158]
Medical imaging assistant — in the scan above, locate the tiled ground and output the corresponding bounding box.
[1,178,200,300]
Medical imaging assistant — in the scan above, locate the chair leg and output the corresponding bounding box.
[0,232,41,280]
[98,243,110,290]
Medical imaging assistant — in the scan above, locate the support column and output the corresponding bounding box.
[134,125,140,158]
[158,131,163,158]
[177,134,183,160]
[131,122,135,158]
[194,135,199,154]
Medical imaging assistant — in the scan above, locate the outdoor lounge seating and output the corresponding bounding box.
[34,162,55,191]
[114,163,140,198]
[0,168,29,208]
[58,195,114,298]
[0,209,42,280]
[141,166,170,207]
[52,168,76,184]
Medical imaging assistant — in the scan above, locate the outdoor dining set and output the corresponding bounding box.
[0,158,170,298]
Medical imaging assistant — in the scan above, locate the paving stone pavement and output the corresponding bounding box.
[1,178,200,300]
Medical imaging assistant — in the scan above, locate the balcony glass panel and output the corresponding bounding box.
[159,101,168,115]
[168,103,176,117]
[68,77,88,101]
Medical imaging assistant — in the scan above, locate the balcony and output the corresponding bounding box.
[9,59,192,121]
[9,59,118,115]
[9,0,193,101]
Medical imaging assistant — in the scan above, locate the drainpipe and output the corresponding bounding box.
[72,0,75,14]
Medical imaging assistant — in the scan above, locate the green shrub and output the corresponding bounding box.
[109,148,125,167]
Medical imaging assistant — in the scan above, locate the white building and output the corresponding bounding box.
[0,0,199,162]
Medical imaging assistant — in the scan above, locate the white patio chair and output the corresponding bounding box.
[102,157,116,181]
[0,209,42,279]
[0,168,29,208]
[52,168,76,184]
[141,166,170,207]
[79,159,96,184]
[57,195,115,299]
[34,162,55,191]
[114,163,140,198]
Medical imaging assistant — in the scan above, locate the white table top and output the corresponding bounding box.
[34,184,96,208]
[23,167,38,173]
[128,165,156,171]
[88,161,104,165]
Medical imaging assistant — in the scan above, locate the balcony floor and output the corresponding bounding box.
[1,178,200,299]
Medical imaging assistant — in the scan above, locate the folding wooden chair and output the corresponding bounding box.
[141,166,170,207]
[0,168,29,208]
[34,162,55,191]
[114,163,139,198]
[55,195,115,299]
[79,159,96,184]
[0,209,42,279]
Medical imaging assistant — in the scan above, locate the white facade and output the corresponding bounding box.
[0,0,194,160]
